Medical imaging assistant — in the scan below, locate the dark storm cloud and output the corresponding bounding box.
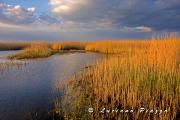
[0,0,179,41]
[39,13,61,24]
[50,0,180,31]
[0,0,179,31]
[105,0,180,31]
[113,1,180,31]
[97,0,180,31]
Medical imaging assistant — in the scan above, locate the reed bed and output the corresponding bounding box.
[8,43,52,59]
[85,40,148,54]
[6,41,89,59]
[63,36,180,120]
[51,42,62,51]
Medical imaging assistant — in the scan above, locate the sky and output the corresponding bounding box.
[0,0,179,41]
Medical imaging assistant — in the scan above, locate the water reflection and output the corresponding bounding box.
[0,52,102,120]
[0,61,27,74]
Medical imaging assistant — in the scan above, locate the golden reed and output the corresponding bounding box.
[63,34,180,120]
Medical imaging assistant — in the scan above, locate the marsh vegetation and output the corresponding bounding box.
[61,35,180,120]
[4,41,88,59]
[0,34,179,120]
[8,43,52,59]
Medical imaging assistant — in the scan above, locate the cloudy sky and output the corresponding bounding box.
[0,0,179,41]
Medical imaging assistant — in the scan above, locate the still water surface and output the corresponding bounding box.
[0,51,102,120]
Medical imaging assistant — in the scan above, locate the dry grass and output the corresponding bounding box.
[51,42,62,51]
[63,35,180,119]
[1,35,180,119]
[5,41,88,59]
[8,43,52,59]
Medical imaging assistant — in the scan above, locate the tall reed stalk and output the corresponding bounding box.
[63,35,180,120]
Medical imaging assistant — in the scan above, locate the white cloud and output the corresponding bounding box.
[49,0,62,5]
[5,5,22,15]
[0,2,62,32]
[52,5,70,13]
[14,5,21,9]
[0,3,36,24]
[27,7,35,12]
[0,0,179,34]
[122,26,152,32]
[49,0,88,14]
[135,26,152,32]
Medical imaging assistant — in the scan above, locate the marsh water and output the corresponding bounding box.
[0,51,102,120]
